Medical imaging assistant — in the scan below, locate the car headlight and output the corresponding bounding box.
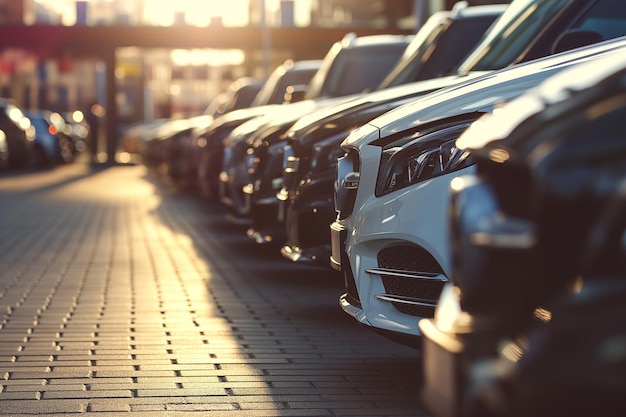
[310,131,350,174]
[376,121,476,197]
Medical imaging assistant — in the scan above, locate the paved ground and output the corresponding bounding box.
[0,160,431,416]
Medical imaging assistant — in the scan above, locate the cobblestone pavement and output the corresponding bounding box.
[0,161,432,417]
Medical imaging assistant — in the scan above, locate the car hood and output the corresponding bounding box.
[458,48,626,161]
[344,36,626,148]
[223,99,321,148]
[287,73,484,146]
[154,114,212,140]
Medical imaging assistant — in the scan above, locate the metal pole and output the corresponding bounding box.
[414,0,430,30]
[104,47,118,164]
[261,0,271,77]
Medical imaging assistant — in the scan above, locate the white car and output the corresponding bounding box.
[330,36,626,346]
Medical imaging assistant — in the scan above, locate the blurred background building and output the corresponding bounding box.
[0,0,508,159]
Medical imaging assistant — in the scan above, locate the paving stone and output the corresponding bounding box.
[0,163,429,416]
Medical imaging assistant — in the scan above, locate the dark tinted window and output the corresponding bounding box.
[320,46,406,97]
[459,0,572,71]
[224,84,263,112]
[267,68,318,104]
[380,11,502,89]
[418,16,500,80]
[461,0,626,72]
[575,0,626,40]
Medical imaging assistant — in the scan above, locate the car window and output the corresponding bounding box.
[418,17,501,80]
[378,14,448,89]
[304,42,342,100]
[321,47,406,97]
[267,68,318,104]
[574,0,626,40]
[379,23,447,89]
[459,0,573,72]
[250,66,286,107]
[382,15,501,89]
[460,0,626,73]
[29,117,50,134]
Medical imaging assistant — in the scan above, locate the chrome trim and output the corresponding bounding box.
[374,293,438,308]
[242,183,254,195]
[285,155,299,173]
[276,187,288,202]
[365,267,448,282]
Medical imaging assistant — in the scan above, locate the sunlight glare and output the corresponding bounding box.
[143,0,249,26]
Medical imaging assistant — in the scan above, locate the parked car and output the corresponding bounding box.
[419,49,626,417]
[232,2,506,247]
[218,98,326,223]
[61,110,90,155]
[209,76,265,119]
[330,36,626,347]
[277,0,626,270]
[120,118,169,156]
[23,110,76,167]
[196,33,412,200]
[142,75,263,178]
[0,98,33,170]
[143,59,319,183]
[248,59,322,108]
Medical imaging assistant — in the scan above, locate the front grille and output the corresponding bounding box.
[378,244,443,273]
[344,250,360,306]
[376,245,446,318]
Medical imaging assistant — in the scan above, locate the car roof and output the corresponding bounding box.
[338,33,414,49]
[453,2,509,19]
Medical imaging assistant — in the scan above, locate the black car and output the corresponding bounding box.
[195,33,412,201]
[419,46,626,417]
[23,110,76,167]
[275,0,626,268]
[238,2,507,250]
[211,33,414,207]
[0,98,33,170]
[145,60,320,187]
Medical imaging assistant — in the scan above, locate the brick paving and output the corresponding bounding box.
[0,161,431,416]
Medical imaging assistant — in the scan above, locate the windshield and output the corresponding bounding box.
[305,42,342,100]
[304,41,407,100]
[381,15,501,89]
[458,0,572,72]
[251,64,319,106]
[377,12,448,89]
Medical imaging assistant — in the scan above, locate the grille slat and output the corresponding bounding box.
[375,245,446,318]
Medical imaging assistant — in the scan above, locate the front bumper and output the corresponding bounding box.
[281,192,336,267]
[419,318,466,417]
[418,283,481,417]
[245,193,284,244]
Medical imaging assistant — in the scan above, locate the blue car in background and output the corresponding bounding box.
[24,110,75,167]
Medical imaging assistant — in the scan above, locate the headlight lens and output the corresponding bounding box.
[376,121,475,197]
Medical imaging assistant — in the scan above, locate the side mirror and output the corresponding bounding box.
[283,84,308,103]
[552,30,604,54]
